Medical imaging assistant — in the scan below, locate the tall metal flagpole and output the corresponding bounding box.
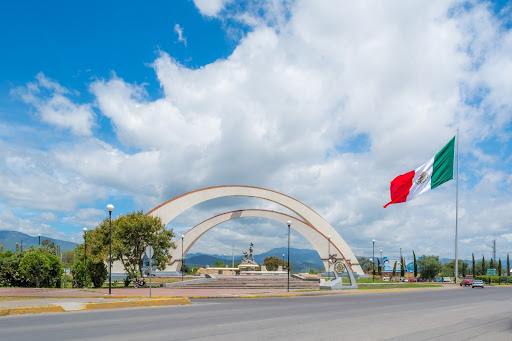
[454,128,459,283]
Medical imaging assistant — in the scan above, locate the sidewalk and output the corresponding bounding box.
[0,284,460,316]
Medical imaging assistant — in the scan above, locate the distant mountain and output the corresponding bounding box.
[185,247,324,272]
[0,230,78,253]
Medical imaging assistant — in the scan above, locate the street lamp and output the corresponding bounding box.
[224,253,227,268]
[83,228,87,288]
[372,239,376,283]
[286,220,291,292]
[106,204,114,295]
[380,249,383,275]
[327,235,331,277]
[181,235,185,282]
[38,234,41,246]
[282,253,285,271]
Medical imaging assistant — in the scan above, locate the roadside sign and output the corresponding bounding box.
[146,245,154,298]
[146,245,154,258]
[487,268,496,276]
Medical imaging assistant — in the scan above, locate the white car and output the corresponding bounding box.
[472,280,484,288]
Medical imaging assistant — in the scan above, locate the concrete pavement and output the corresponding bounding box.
[0,284,464,316]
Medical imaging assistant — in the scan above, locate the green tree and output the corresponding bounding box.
[61,250,75,269]
[472,253,476,276]
[18,251,63,288]
[392,261,397,280]
[87,211,176,280]
[413,251,418,278]
[0,252,24,286]
[377,258,382,276]
[263,256,288,271]
[41,239,56,254]
[490,258,494,269]
[400,256,405,277]
[507,254,510,277]
[498,259,502,277]
[70,243,108,288]
[418,255,442,280]
[214,260,226,267]
[0,244,3,253]
[481,255,486,275]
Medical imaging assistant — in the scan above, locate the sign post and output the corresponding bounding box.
[487,268,496,276]
[146,246,154,298]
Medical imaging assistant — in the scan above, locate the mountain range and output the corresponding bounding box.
[0,230,78,253]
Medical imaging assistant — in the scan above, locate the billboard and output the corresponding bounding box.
[382,257,419,273]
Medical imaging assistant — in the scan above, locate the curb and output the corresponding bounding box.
[0,297,191,317]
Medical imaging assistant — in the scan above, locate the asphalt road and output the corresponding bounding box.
[1,287,511,340]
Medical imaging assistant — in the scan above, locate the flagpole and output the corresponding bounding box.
[454,128,459,283]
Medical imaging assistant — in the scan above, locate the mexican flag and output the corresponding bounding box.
[384,137,455,208]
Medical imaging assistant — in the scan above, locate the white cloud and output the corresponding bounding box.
[11,73,95,136]
[193,0,233,17]
[174,24,187,46]
[4,0,512,260]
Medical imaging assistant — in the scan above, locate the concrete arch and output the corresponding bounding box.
[147,185,364,275]
[168,209,343,272]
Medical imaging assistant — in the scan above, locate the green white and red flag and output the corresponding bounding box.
[384,137,455,208]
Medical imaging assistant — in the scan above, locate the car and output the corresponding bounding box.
[472,280,484,288]
[460,278,474,286]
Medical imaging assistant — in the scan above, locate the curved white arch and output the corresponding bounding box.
[147,185,364,275]
[168,209,342,272]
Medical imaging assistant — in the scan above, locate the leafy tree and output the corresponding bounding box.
[0,252,24,286]
[0,244,3,253]
[490,258,494,269]
[460,260,468,277]
[181,264,191,274]
[41,239,56,255]
[263,256,287,271]
[498,259,502,277]
[86,211,176,280]
[413,251,418,278]
[392,261,397,280]
[418,255,442,280]
[472,254,476,276]
[61,250,75,269]
[481,255,485,275]
[18,251,63,288]
[507,254,510,277]
[214,260,226,267]
[400,256,405,277]
[70,244,107,288]
[377,258,382,276]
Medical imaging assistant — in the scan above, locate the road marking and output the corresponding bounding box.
[216,316,294,327]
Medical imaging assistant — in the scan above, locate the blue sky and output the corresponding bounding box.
[1,0,512,261]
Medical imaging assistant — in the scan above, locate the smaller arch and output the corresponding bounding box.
[167,209,350,274]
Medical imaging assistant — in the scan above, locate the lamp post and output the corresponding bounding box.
[372,239,376,283]
[327,235,331,277]
[181,235,184,281]
[380,249,383,275]
[224,253,227,268]
[286,220,291,292]
[282,253,285,271]
[38,234,41,246]
[83,228,87,288]
[106,204,114,295]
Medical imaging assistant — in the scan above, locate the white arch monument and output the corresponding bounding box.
[147,186,364,276]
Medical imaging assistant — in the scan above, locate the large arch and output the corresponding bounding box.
[168,209,345,272]
[147,185,364,276]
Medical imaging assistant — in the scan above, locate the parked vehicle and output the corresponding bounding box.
[472,280,484,288]
[433,278,443,282]
[460,278,474,286]
[133,278,147,288]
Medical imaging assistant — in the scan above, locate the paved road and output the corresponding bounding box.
[1,286,511,340]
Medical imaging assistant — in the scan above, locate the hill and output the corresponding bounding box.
[0,230,78,253]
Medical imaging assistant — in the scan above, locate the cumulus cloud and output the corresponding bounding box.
[3,0,512,259]
[193,0,233,17]
[11,73,95,136]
